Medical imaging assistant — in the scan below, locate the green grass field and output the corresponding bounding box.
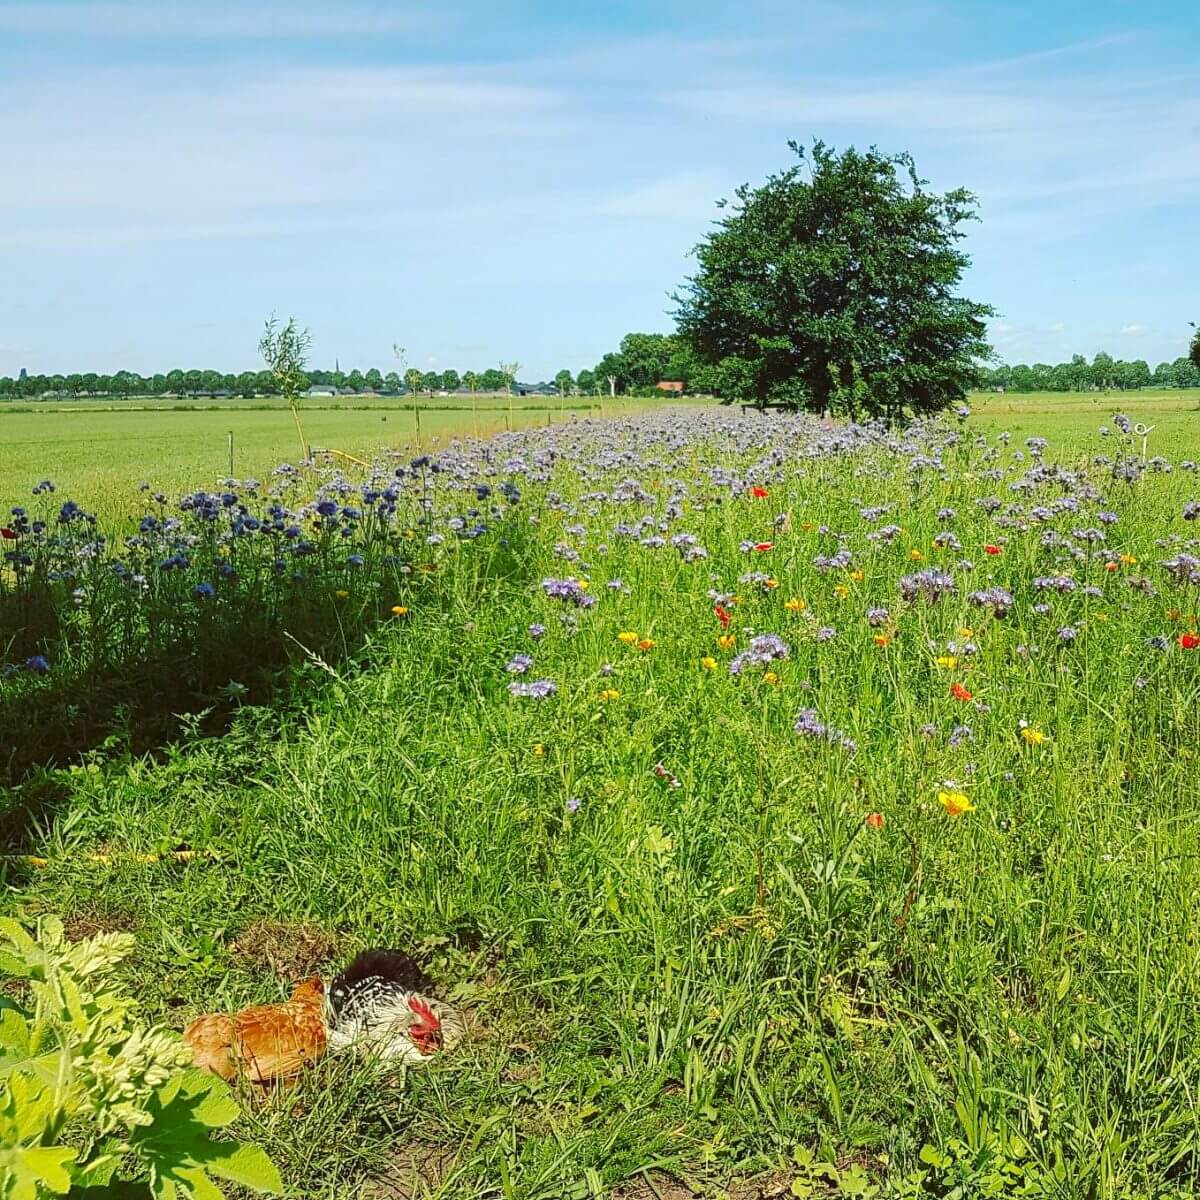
[970,388,1200,453]
[5,393,1200,1197]
[0,395,670,514]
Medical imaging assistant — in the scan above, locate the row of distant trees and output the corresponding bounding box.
[976,352,1200,393]
[0,367,543,401]
[0,367,517,401]
[8,342,1199,403]
[0,339,715,401]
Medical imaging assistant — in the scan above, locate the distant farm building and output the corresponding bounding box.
[655,380,685,394]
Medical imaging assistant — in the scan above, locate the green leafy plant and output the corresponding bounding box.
[258,315,312,461]
[884,1136,1048,1199]
[0,915,281,1199]
[789,1145,878,1197]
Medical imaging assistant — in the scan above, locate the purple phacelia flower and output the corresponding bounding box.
[899,569,956,603]
[794,707,856,753]
[729,633,790,676]
[508,679,557,699]
[541,577,596,608]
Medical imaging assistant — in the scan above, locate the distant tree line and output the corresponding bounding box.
[0,366,552,400]
[0,345,721,402]
[976,351,1200,393]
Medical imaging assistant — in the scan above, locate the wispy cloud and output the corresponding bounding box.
[0,2,435,38]
[595,171,730,221]
[666,38,1200,231]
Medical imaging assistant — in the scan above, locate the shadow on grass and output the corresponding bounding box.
[0,520,537,800]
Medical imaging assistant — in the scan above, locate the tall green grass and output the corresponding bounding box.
[4,406,1200,1198]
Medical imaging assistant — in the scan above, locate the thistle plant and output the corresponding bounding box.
[0,915,281,1199]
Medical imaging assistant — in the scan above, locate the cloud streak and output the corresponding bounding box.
[0,2,434,37]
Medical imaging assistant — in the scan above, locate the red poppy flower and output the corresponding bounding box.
[754,542,773,552]
[1104,561,1119,572]
[1180,633,1200,650]
[865,812,885,831]
[950,682,973,702]
[714,604,732,629]
[984,544,1001,556]
[750,486,768,499]
[0,528,16,540]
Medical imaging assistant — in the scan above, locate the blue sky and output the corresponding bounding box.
[1,0,1197,379]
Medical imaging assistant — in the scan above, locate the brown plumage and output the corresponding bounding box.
[183,976,327,1084]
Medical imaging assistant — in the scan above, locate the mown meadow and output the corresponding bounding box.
[4,400,1200,1198]
[0,394,664,514]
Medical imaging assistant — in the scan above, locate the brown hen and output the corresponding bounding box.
[183,976,327,1084]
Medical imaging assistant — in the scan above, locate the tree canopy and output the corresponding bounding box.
[674,141,993,418]
[977,352,1200,393]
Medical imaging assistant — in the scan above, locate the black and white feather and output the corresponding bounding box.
[326,949,463,1065]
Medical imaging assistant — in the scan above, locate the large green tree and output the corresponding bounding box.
[618,333,675,388]
[1190,323,1200,370]
[674,141,993,417]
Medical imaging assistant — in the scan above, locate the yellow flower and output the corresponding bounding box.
[391,604,409,616]
[717,634,736,651]
[1020,725,1047,746]
[1094,612,1108,623]
[402,528,415,540]
[909,548,924,562]
[958,627,974,638]
[618,630,639,644]
[599,688,620,701]
[334,589,350,600]
[762,670,779,685]
[532,743,545,756]
[833,584,850,600]
[764,577,779,590]
[576,577,590,590]
[1120,553,1138,565]
[784,597,806,613]
[938,790,975,817]
[850,569,864,582]
[935,655,957,669]
[637,638,657,651]
[873,633,891,648]
[701,656,718,670]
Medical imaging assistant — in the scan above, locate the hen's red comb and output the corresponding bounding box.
[407,995,441,1030]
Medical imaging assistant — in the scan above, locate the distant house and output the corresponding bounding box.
[306,384,338,397]
[655,381,685,394]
